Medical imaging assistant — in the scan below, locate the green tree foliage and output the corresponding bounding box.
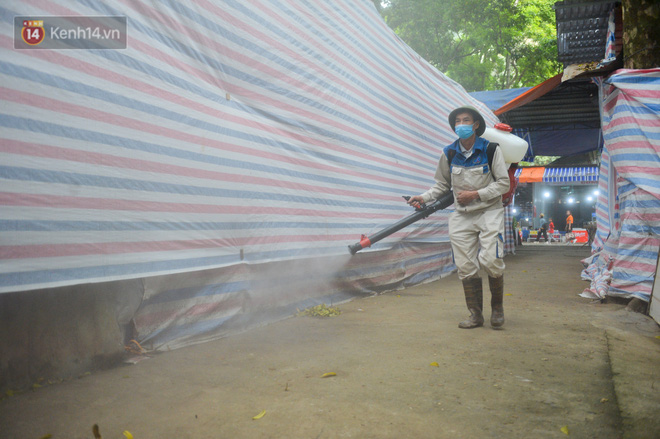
[380,0,561,91]
[520,156,560,167]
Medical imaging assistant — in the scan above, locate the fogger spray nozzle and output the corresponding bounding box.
[348,235,371,255]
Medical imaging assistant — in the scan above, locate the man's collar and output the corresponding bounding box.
[452,136,486,152]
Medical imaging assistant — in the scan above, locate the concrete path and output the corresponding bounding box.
[2,245,659,438]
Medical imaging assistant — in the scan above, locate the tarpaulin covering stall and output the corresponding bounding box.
[515,167,545,183]
[513,166,600,184]
[0,0,499,349]
[581,69,660,303]
[543,166,599,184]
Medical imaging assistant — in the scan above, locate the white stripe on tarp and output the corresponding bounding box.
[542,167,599,183]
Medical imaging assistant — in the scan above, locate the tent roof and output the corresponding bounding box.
[470,76,601,158]
[497,76,600,129]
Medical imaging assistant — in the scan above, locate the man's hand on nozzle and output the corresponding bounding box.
[407,195,425,209]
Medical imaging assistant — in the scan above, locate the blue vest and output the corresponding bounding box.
[443,137,492,173]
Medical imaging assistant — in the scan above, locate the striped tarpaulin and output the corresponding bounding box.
[513,166,600,184]
[609,187,660,300]
[583,69,660,301]
[592,147,614,251]
[603,8,617,62]
[503,204,516,255]
[1,1,501,347]
[543,166,599,184]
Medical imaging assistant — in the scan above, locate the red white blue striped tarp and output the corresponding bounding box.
[582,69,660,302]
[513,166,600,184]
[503,204,516,255]
[592,147,615,251]
[543,166,599,184]
[1,1,501,348]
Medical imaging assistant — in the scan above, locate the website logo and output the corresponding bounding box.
[21,20,45,46]
[15,16,127,50]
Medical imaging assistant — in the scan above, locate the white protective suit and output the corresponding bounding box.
[421,136,510,280]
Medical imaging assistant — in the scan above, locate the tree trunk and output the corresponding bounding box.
[622,0,660,68]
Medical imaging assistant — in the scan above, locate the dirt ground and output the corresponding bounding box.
[2,244,659,439]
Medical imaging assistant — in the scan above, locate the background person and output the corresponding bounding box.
[548,218,555,242]
[566,210,574,232]
[565,210,575,243]
[407,106,510,329]
[537,213,548,243]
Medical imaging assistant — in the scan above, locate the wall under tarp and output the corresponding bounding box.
[1,0,503,385]
[581,69,660,306]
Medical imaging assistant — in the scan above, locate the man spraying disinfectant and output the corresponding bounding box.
[407,107,510,329]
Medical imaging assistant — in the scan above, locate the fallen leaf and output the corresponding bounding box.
[600,398,609,403]
[298,304,341,317]
[123,432,134,439]
[560,425,569,435]
[505,293,512,296]
[430,362,439,367]
[252,410,267,420]
[321,372,337,378]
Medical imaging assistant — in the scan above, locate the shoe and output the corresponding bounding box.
[488,276,505,329]
[459,277,484,329]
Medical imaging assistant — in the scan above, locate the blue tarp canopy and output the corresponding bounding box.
[469,87,532,111]
[516,125,602,158]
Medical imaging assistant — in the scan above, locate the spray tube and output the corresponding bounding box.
[348,191,454,254]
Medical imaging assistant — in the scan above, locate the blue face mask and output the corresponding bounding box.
[455,124,475,139]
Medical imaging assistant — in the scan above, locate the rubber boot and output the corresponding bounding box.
[489,275,505,329]
[458,277,484,329]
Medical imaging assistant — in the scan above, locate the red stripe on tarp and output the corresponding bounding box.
[0,233,362,259]
[0,139,402,202]
[0,192,404,219]
[0,87,427,189]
